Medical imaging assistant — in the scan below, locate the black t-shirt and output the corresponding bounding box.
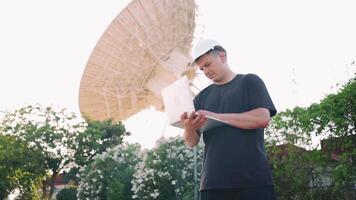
[194,73,277,190]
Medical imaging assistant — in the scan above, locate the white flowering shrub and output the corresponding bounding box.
[77,143,142,200]
[131,136,203,200]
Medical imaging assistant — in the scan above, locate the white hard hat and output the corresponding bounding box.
[191,39,221,65]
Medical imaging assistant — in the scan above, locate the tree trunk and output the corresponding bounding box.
[0,191,7,200]
[48,172,58,200]
[42,181,48,200]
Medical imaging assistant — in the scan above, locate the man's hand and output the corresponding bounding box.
[180,111,206,147]
[196,110,219,119]
[180,111,207,132]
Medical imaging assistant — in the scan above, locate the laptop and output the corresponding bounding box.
[161,76,228,132]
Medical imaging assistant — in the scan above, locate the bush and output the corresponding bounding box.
[56,188,77,200]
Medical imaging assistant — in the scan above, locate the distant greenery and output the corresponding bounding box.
[266,76,355,200]
[0,105,81,199]
[0,134,45,200]
[0,105,129,200]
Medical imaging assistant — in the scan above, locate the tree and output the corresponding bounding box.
[65,118,130,187]
[0,104,131,199]
[265,76,356,199]
[0,104,83,199]
[131,136,203,200]
[0,134,45,199]
[71,118,129,167]
[77,143,141,200]
[266,76,355,144]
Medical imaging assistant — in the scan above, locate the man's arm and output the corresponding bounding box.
[183,129,200,148]
[198,108,271,130]
[180,111,206,148]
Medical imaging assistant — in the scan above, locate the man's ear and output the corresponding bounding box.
[219,52,226,63]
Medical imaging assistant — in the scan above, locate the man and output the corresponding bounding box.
[181,39,277,200]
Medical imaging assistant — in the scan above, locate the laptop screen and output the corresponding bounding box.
[161,76,195,126]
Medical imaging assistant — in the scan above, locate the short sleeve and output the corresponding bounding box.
[193,95,201,111]
[245,74,277,117]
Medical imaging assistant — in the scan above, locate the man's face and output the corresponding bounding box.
[196,52,225,83]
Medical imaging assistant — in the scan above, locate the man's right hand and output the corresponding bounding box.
[180,111,207,132]
[180,111,206,147]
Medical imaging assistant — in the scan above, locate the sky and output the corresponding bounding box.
[0,0,355,149]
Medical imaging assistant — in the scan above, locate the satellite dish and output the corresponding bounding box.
[79,0,196,121]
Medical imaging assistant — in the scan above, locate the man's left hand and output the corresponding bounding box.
[197,110,219,119]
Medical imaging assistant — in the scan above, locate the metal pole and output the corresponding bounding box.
[194,146,198,200]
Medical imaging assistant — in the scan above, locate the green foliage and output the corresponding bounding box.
[131,136,203,200]
[0,105,130,199]
[64,118,130,192]
[0,134,45,199]
[266,77,356,199]
[56,188,77,200]
[71,118,129,167]
[0,104,83,199]
[107,179,125,200]
[267,144,324,199]
[1,104,81,170]
[77,143,141,200]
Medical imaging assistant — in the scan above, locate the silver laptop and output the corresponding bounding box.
[161,76,228,132]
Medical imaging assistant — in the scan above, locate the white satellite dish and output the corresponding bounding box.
[79,0,197,121]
